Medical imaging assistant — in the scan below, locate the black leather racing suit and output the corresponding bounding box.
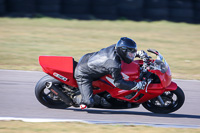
[74,44,137,107]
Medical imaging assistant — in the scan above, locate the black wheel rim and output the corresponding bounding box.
[146,91,179,112]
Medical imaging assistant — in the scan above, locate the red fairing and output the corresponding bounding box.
[94,75,165,103]
[149,67,172,88]
[39,56,78,87]
[165,81,177,91]
[91,59,175,103]
[121,61,140,81]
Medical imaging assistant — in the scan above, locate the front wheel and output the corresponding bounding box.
[142,86,185,114]
[35,75,70,109]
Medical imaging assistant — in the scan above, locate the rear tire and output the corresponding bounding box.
[142,86,185,114]
[35,75,70,109]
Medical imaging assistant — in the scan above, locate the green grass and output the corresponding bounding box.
[0,17,200,79]
[0,121,199,133]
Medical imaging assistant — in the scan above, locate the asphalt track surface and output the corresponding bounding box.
[0,69,200,128]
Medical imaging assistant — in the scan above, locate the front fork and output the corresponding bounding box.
[156,81,178,107]
[157,95,165,107]
[141,71,173,106]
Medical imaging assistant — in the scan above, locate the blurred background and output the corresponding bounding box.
[0,1,200,132]
[0,0,200,80]
[0,0,199,23]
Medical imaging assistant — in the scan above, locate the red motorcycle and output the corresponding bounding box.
[35,49,185,114]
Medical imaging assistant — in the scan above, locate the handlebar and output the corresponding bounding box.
[141,55,151,72]
[147,49,159,55]
[139,51,153,92]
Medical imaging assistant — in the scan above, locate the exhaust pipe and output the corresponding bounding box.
[45,82,72,106]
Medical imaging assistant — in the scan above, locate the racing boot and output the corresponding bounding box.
[73,95,88,109]
[80,104,87,110]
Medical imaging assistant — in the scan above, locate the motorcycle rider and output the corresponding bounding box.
[74,37,147,109]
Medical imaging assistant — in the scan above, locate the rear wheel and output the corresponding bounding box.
[142,86,185,114]
[35,75,70,109]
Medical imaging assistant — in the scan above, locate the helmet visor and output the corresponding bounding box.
[120,47,137,63]
[126,51,136,61]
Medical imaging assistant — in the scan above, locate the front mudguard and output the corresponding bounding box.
[165,81,178,91]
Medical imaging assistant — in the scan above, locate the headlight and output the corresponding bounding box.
[152,59,168,73]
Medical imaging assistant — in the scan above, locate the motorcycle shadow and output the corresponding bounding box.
[66,107,200,119]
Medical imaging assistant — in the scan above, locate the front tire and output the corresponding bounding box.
[142,86,185,114]
[35,75,70,109]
